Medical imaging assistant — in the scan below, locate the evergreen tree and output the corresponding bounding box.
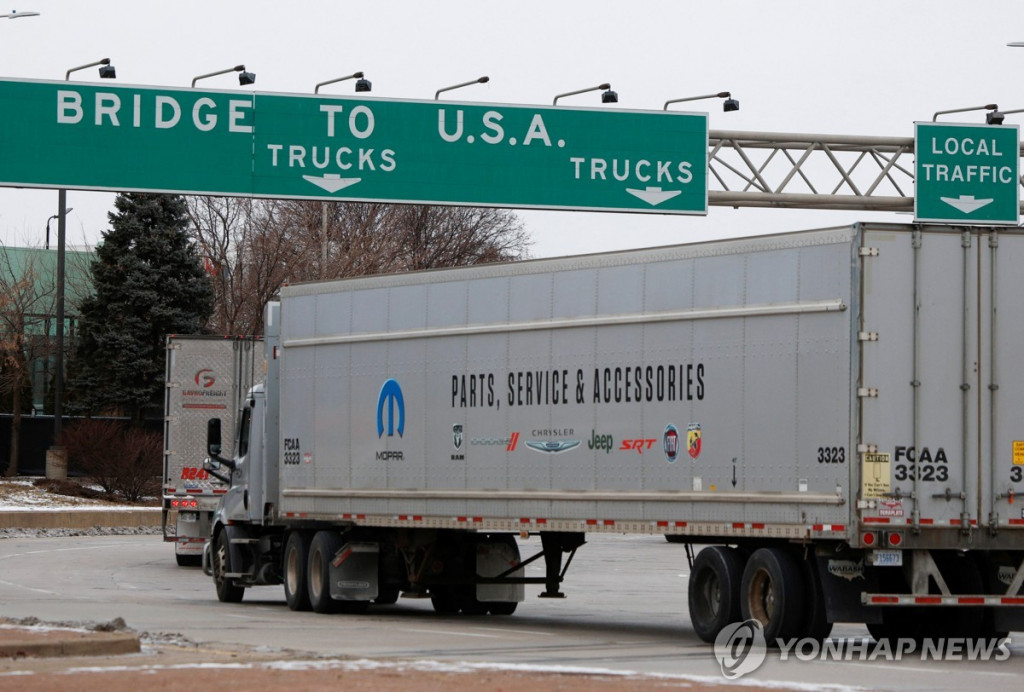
[67,194,214,424]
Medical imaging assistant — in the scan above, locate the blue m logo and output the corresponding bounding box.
[376,378,405,438]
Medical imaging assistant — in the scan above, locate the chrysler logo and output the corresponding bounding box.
[525,440,581,454]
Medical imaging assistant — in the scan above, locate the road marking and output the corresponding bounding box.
[471,626,553,637]
[0,578,57,595]
[400,628,503,639]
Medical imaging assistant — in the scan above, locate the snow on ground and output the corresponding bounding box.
[0,478,154,511]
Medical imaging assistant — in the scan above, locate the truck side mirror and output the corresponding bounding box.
[207,418,222,456]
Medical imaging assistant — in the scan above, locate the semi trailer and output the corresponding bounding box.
[162,335,263,566]
[202,222,1024,642]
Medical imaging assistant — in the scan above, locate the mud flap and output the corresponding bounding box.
[476,540,524,603]
[328,542,379,601]
[174,512,211,558]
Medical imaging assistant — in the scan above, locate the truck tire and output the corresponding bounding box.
[688,546,745,643]
[459,583,489,615]
[283,531,313,611]
[800,554,833,641]
[488,601,518,616]
[740,547,804,643]
[213,530,244,603]
[430,586,462,614]
[307,531,341,614]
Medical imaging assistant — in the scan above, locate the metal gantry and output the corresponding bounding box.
[707,130,918,212]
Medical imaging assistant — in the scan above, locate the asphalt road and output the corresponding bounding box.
[0,533,1021,690]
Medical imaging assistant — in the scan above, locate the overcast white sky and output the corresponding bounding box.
[0,0,1022,257]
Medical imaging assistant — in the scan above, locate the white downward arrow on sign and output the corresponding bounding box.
[625,186,683,206]
[303,173,362,193]
[940,195,994,214]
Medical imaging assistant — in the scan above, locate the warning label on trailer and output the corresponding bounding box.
[1013,441,1024,465]
[861,452,891,499]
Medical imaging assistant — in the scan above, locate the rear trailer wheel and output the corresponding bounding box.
[488,601,518,616]
[430,586,462,614]
[308,531,342,614]
[800,554,833,641]
[740,548,804,643]
[283,531,313,611]
[213,530,244,603]
[688,546,745,643]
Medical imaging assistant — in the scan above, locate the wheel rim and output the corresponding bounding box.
[285,545,299,594]
[747,568,774,625]
[697,569,722,619]
[214,536,230,586]
[310,549,324,598]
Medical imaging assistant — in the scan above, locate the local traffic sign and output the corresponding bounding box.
[0,78,709,215]
[914,121,1020,225]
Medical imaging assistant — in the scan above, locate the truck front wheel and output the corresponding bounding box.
[213,530,244,603]
[284,531,313,611]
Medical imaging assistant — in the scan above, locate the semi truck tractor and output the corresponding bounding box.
[202,223,1023,642]
[162,335,263,565]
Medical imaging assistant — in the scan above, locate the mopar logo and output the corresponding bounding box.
[376,379,405,438]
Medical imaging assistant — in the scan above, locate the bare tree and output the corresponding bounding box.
[0,246,56,476]
[185,197,301,335]
[185,198,530,336]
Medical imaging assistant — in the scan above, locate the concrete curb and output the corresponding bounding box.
[0,629,141,658]
[0,509,161,530]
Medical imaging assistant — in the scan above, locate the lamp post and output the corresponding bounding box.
[552,82,617,106]
[986,107,1024,125]
[664,91,739,112]
[191,64,255,87]
[315,71,371,94]
[932,104,998,122]
[45,208,72,250]
[435,76,489,100]
[314,73,372,277]
[48,59,116,479]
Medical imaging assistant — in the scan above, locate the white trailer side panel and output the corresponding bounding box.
[275,227,857,536]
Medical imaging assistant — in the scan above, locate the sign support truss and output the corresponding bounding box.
[706,130,1024,214]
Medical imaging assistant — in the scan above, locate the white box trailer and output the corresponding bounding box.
[162,335,263,566]
[203,223,1024,642]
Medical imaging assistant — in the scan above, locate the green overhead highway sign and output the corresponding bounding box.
[914,121,1020,225]
[0,78,709,215]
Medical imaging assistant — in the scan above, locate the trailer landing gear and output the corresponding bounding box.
[539,532,585,599]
